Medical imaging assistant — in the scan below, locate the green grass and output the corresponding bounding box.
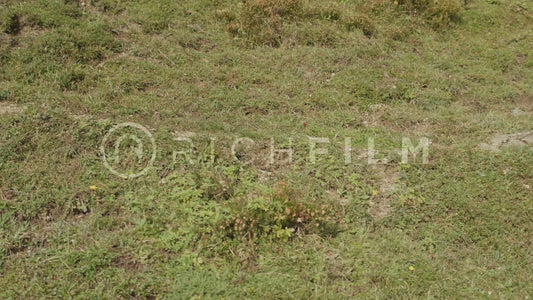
[0,0,532,298]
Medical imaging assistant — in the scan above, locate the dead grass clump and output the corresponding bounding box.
[225,0,304,47]
[343,14,376,38]
[395,0,463,27]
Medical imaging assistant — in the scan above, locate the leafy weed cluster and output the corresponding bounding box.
[221,181,334,241]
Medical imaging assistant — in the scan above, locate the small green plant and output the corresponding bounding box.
[398,187,426,206]
[0,90,11,101]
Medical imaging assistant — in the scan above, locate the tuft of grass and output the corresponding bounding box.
[222,0,465,47]
[3,13,21,35]
[236,0,304,47]
[343,13,376,37]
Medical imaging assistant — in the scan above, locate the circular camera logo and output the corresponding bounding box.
[100,122,156,179]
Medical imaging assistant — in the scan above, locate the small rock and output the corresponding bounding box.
[512,108,524,116]
[187,24,202,32]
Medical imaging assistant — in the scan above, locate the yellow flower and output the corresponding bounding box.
[89,185,98,191]
[408,266,415,271]
[372,189,379,196]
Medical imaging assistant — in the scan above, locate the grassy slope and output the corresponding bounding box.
[0,0,532,298]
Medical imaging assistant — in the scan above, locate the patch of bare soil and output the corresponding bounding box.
[361,104,436,136]
[368,165,400,221]
[478,131,533,152]
[0,102,25,114]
